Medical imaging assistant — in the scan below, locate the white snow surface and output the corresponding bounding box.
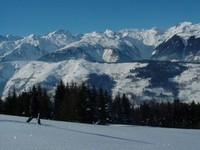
[1,115,200,150]
[1,60,200,103]
[173,63,200,102]
[1,60,147,100]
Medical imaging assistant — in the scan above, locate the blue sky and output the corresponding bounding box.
[0,0,200,36]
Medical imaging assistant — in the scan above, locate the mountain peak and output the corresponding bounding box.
[27,33,37,39]
[104,29,115,37]
[175,21,192,28]
[53,29,72,35]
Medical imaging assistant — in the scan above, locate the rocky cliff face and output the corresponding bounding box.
[152,35,185,61]
[185,36,200,62]
[152,35,200,62]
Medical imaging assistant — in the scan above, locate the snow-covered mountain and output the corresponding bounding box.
[152,35,200,62]
[1,22,200,62]
[0,30,77,61]
[152,22,200,62]
[1,59,200,103]
[1,22,200,102]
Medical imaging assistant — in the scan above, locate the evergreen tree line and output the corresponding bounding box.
[0,85,52,119]
[0,81,200,128]
[53,81,131,124]
[134,100,200,128]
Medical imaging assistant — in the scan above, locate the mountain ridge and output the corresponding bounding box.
[1,22,200,102]
[1,21,200,63]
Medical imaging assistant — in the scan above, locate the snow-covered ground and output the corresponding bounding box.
[0,115,200,150]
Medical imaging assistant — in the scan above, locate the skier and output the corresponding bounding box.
[26,92,41,124]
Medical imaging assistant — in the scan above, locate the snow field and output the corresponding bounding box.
[1,115,200,150]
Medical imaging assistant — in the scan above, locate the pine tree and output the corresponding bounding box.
[40,89,52,119]
[54,80,66,120]
[62,83,72,121]
[88,86,98,123]
[104,90,113,123]
[121,93,131,124]
[68,82,79,121]
[79,84,96,123]
[140,101,150,125]
[0,97,3,113]
[17,91,31,116]
[173,99,181,127]
[76,83,88,122]
[112,93,123,123]
[97,87,106,124]
[4,89,18,115]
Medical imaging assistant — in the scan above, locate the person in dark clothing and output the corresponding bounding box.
[26,92,41,124]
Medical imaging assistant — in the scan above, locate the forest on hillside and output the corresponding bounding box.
[0,81,200,129]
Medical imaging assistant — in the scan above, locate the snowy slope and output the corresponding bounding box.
[1,115,200,150]
[1,59,147,100]
[2,60,200,103]
[0,61,27,97]
[174,63,200,101]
